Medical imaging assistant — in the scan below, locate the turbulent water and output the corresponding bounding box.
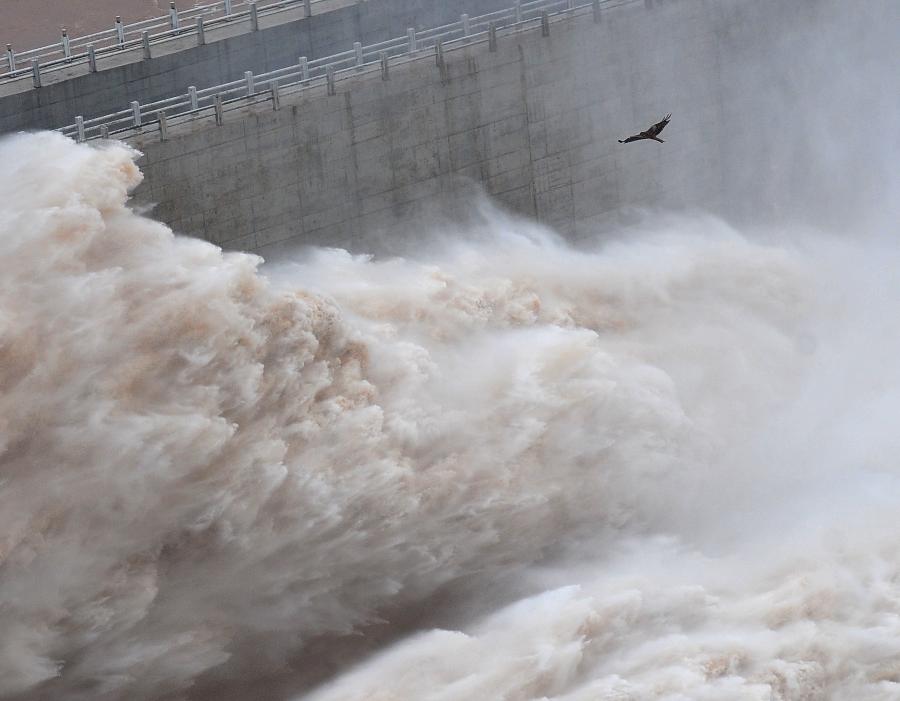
[1,132,899,700]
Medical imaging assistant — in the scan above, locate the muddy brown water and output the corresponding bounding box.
[3,0,181,52]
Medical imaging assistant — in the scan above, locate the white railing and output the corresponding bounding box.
[2,0,321,84]
[60,0,620,142]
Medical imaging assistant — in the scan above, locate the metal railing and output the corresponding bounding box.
[2,0,321,84]
[60,0,618,143]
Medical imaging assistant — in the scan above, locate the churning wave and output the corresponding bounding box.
[1,133,899,700]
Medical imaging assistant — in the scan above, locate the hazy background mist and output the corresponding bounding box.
[711,0,899,232]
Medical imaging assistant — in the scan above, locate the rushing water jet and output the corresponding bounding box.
[1,130,899,701]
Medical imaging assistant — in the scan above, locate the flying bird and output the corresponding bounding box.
[618,114,671,144]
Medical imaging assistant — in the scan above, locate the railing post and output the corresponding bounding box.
[326,65,336,96]
[5,44,15,73]
[158,111,169,141]
[435,38,444,67]
[541,11,550,37]
[407,27,417,54]
[188,85,199,110]
[592,0,601,22]
[304,0,312,17]
[214,93,224,125]
[76,116,85,143]
[515,0,523,23]
[31,59,41,88]
[380,51,389,80]
[100,124,110,140]
[131,101,142,128]
[87,44,98,72]
[250,2,259,31]
[461,14,471,41]
[354,41,364,70]
[271,78,281,110]
[299,56,309,83]
[115,16,126,48]
[224,0,233,17]
[488,22,497,52]
[567,0,575,13]
[169,2,180,33]
[197,17,206,45]
[245,70,255,95]
[61,28,72,62]
[142,31,152,59]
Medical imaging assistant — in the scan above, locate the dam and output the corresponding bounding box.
[1,1,897,699]
[1,0,809,254]
[4,0,883,252]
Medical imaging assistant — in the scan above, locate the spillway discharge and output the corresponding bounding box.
[1,133,899,700]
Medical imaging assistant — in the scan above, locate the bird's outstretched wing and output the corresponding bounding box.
[646,113,671,137]
[619,114,672,143]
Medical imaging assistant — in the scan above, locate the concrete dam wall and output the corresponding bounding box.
[127,0,733,255]
[0,0,511,134]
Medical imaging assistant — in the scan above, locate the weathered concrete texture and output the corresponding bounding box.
[0,0,511,135]
[130,1,729,254]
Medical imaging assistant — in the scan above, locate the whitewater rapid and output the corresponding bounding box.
[1,133,899,700]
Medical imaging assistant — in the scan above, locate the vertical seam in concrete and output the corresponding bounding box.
[344,90,363,243]
[518,43,539,221]
[290,103,307,241]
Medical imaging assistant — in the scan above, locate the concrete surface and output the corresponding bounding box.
[128,0,729,254]
[0,0,511,134]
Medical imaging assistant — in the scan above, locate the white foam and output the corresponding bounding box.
[1,133,898,700]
